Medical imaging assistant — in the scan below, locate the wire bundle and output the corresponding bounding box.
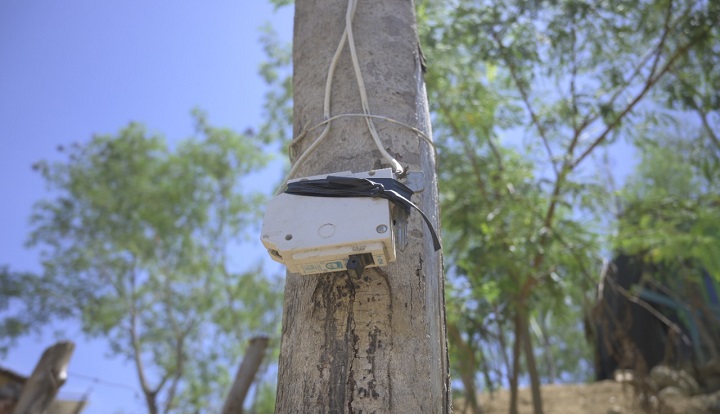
[279,0,408,194]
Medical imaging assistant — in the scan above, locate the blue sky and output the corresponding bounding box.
[0,2,292,412]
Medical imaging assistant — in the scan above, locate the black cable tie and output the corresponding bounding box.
[285,176,441,251]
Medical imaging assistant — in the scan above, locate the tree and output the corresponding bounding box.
[418,0,718,412]
[616,133,720,275]
[598,131,720,380]
[0,267,48,355]
[274,0,450,412]
[222,336,270,414]
[12,112,282,413]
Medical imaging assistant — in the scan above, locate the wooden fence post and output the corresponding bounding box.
[14,341,75,414]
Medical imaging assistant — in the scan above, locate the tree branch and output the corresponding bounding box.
[647,0,674,80]
[570,26,711,170]
[672,71,720,151]
[162,324,192,414]
[698,109,720,151]
[436,101,492,198]
[578,0,680,132]
[158,268,194,413]
[569,23,579,135]
[128,267,159,414]
[492,31,558,176]
[153,372,171,400]
[602,265,691,346]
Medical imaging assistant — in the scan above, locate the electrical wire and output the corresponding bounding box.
[276,0,428,195]
[292,115,421,144]
[297,113,436,154]
[278,0,358,194]
[69,371,140,394]
[344,0,404,174]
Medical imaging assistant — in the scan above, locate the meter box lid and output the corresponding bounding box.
[261,169,397,275]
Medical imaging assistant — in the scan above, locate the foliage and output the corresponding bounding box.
[419,0,718,411]
[8,111,282,413]
[268,0,293,9]
[616,133,720,276]
[608,129,720,375]
[0,267,60,355]
[257,24,294,148]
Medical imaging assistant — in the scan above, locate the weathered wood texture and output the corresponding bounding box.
[222,336,270,414]
[275,0,450,412]
[14,341,75,414]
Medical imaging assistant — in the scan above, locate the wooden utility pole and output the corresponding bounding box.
[14,341,75,414]
[222,336,270,414]
[275,0,450,412]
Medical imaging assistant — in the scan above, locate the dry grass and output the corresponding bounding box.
[454,380,706,414]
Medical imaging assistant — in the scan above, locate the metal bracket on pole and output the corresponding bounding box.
[347,253,374,279]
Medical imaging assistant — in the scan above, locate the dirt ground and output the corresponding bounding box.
[454,380,719,414]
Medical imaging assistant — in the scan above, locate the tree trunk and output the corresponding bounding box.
[522,309,544,414]
[537,313,557,384]
[275,0,450,412]
[14,341,75,414]
[448,324,482,414]
[509,305,545,414]
[509,312,522,414]
[222,336,270,414]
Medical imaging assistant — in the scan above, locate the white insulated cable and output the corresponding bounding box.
[276,0,404,194]
[344,0,404,174]
[276,0,358,194]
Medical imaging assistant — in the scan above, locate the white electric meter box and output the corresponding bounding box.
[261,169,397,275]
